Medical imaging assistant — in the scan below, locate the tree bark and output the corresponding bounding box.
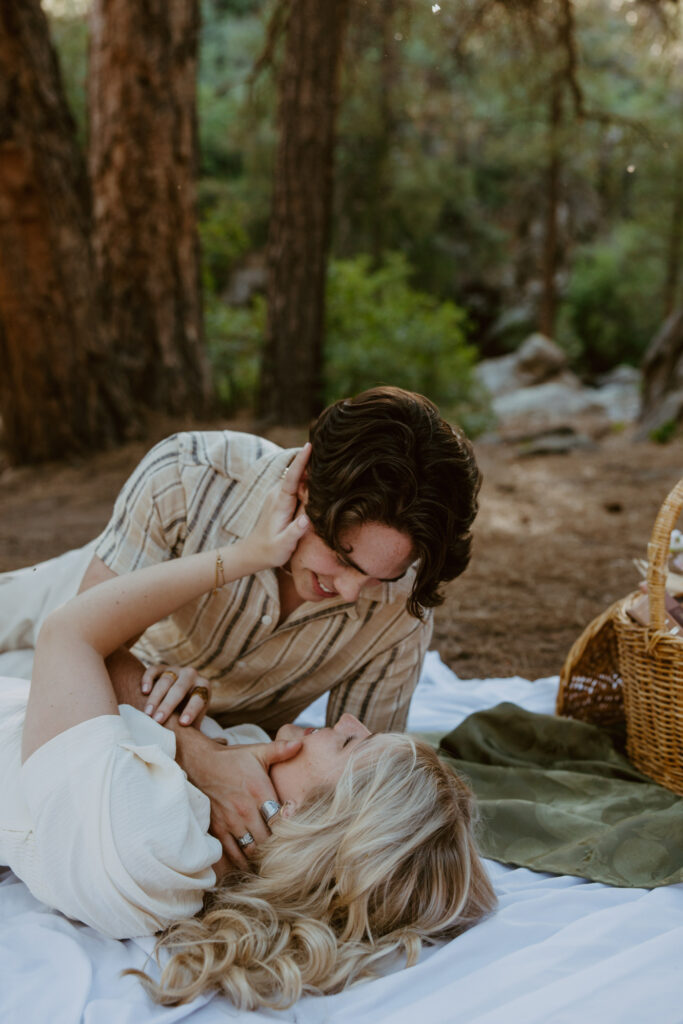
[638,307,683,437]
[88,0,212,416]
[663,147,682,318]
[0,0,129,465]
[259,0,351,425]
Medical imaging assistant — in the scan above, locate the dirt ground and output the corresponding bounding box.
[1,421,681,681]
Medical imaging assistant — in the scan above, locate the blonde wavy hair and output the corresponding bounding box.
[132,735,496,1010]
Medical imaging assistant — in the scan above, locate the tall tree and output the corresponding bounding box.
[663,146,682,318]
[88,0,212,415]
[0,0,129,465]
[259,0,351,425]
[638,307,683,437]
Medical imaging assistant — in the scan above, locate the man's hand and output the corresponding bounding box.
[172,723,302,870]
[141,663,211,725]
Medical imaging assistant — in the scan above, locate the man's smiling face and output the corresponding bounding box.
[286,517,415,605]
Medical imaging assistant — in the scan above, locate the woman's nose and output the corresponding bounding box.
[334,713,371,738]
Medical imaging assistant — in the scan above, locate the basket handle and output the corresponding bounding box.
[647,478,683,632]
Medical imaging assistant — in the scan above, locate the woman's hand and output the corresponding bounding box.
[243,443,311,570]
[141,664,211,725]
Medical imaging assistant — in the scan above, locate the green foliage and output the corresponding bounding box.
[198,180,250,292]
[46,0,682,390]
[198,0,276,241]
[649,420,678,445]
[556,224,662,375]
[206,252,492,430]
[205,294,265,413]
[324,254,492,434]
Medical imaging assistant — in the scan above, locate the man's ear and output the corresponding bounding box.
[297,478,308,506]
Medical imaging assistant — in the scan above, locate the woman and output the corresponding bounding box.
[0,447,495,1010]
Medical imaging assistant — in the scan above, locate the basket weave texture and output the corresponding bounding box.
[557,479,683,795]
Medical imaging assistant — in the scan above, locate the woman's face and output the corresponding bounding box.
[271,714,373,809]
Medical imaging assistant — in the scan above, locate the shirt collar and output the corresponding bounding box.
[219,445,297,542]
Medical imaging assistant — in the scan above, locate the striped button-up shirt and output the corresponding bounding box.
[95,431,432,733]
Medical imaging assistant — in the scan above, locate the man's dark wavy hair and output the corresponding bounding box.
[305,386,481,619]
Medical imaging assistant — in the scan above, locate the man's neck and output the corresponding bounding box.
[276,566,305,626]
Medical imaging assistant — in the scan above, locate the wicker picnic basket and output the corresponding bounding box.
[557,478,683,795]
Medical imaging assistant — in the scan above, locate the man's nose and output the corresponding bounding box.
[334,567,367,603]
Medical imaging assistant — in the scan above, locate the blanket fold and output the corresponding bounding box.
[432,703,683,888]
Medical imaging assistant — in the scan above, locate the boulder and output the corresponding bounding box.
[491,380,607,427]
[590,368,641,424]
[514,333,569,382]
[518,429,597,457]
[475,333,570,397]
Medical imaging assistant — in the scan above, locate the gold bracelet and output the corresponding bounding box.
[214,550,225,593]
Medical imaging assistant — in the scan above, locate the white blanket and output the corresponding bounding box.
[1,652,682,1024]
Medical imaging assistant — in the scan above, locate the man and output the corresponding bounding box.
[1,386,480,863]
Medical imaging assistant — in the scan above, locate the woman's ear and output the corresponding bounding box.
[279,799,298,819]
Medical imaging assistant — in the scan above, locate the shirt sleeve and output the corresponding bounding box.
[21,708,221,939]
[95,434,188,574]
[325,612,433,733]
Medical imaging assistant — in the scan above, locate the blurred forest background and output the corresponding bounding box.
[0,0,681,467]
[1,0,682,678]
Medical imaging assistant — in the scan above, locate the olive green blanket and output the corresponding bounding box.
[431,702,683,888]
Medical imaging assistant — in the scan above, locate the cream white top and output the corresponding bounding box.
[0,676,269,939]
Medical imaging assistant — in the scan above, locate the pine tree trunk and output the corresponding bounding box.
[0,0,129,465]
[259,0,351,425]
[88,0,212,416]
[638,307,683,437]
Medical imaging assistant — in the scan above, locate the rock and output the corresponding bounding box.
[491,380,607,425]
[514,333,569,382]
[590,371,641,424]
[517,430,597,457]
[596,364,640,387]
[475,352,519,397]
[475,333,570,397]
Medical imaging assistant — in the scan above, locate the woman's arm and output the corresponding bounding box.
[22,446,311,763]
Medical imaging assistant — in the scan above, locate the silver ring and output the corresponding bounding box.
[281,466,289,479]
[260,799,281,824]
[236,831,254,848]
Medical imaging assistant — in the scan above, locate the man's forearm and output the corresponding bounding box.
[105,647,147,710]
[107,649,213,771]
[168,713,222,784]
